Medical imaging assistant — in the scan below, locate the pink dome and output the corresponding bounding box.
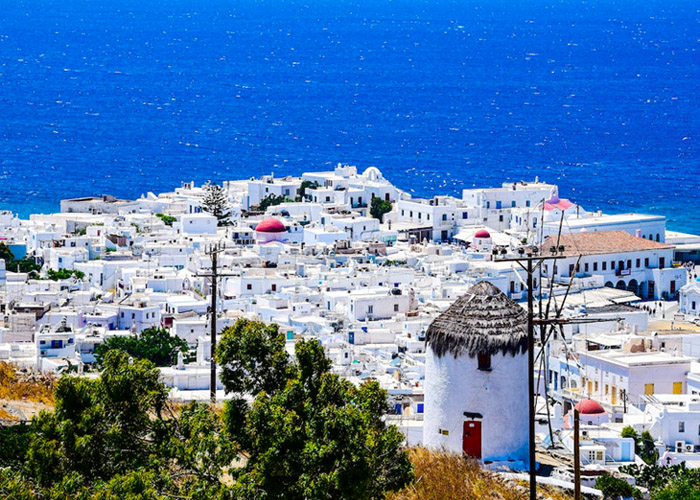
[474,229,491,239]
[575,399,606,415]
[255,217,286,233]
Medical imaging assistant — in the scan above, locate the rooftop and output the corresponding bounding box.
[542,230,674,257]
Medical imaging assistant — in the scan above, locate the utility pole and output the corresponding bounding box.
[197,241,230,404]
[497,246,566,500]
[574,408,581,500]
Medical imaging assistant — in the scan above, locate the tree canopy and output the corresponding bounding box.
[95,327,190,367]
[1,319,413,499]
[0,242,40,274]
[201,182,232,226]
[370,198,393,223]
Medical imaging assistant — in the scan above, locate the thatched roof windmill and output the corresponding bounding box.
[426,281,528,359]
[423,280,530,464]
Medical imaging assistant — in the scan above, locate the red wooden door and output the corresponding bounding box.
[462,420,482,459]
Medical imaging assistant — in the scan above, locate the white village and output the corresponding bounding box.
[3,164,700,495]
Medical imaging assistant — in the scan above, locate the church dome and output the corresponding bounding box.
[255,217,286,233]
[426,281,528,358]
[575,399,606,415]
[474,229,491,239]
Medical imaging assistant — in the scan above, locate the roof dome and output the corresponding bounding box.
[255,217,286,233]
[426,281,528,359]
[575,399,606,415]
[474,229,491,239]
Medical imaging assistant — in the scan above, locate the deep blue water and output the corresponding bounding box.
[1,0,698,232]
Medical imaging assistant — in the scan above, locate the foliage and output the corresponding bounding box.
[370,197,393,222]
[595,474,641,500]
[0,243,40,274]
[25,350,168,485]
[2,350,234,499]
[653,477,700,500]
[620,426,658,464]
[256,194,294,212]
[45,268,85,281]
[387,448,526,500]
[295,180,319,201]
[201,181,232,226]
[1,322,413,500]
[0,425,32,467]
[620,462,700,498]
[95,327,190,367]
[155,213,176,226]
[227,338,413,500]
[0,361,55,404]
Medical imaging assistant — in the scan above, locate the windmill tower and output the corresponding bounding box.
[423,281,529,464]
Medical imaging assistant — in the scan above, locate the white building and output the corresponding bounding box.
[423,281,529,466]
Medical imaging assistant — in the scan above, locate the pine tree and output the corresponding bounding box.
[201,181,231,226]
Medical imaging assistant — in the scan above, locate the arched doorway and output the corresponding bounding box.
[605,281,614,288]
[627,279,639,296]
[616,280,626,290]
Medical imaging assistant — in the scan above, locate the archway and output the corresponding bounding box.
[605,281,614,288]
[627,279,639,296]
[616,280,626,290]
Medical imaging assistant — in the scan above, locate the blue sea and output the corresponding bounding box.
[0,0,698,232]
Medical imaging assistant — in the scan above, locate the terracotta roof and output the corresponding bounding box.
[542,230,673,257]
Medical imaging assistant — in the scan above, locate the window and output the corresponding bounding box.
[486,201,491,209]
[656,233,660,242]
[511,200,516,207]
[442,214,447,221]
[584,263,589,273]
[477,352,491,371]
[679,422,685,433]
[401,210,405,216]
[645,257,650,267]
[636,259,641,268]
[462,212,469,219]
[499,215,504,222]
[526,200,531,207]
[367,305,374,314]
[496,201,502,209]
[418,212,422,219]
[610,261,615,270]
[394,304,399,312]
[593,262,598,271]
[674,382,683,394]
[247,284,252,290]
[645,383,655,395]
[693,301,697,310]
[602,262,607,271]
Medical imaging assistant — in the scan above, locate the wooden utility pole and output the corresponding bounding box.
[574,408,581,500]
[497,249,565,500]
[197,241,230,404]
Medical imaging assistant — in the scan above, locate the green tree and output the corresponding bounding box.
[0,242,13,263]
[201,182,232,226]
[46,268,85,281]
[370,197,393,223]
[95,327,189,367]
[0,243,40,274]
[217,319,413,500]
[295,180,319,202]
[595,473,641,499]
[257,194,293,211]
[25,350,168,485]
[155,213,176,226]
[654,477,700,500]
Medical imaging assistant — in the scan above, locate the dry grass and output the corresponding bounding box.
[388,448,526,500]
[0,408,18,421]
[0,361,55,405]
[388,448,574,500]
